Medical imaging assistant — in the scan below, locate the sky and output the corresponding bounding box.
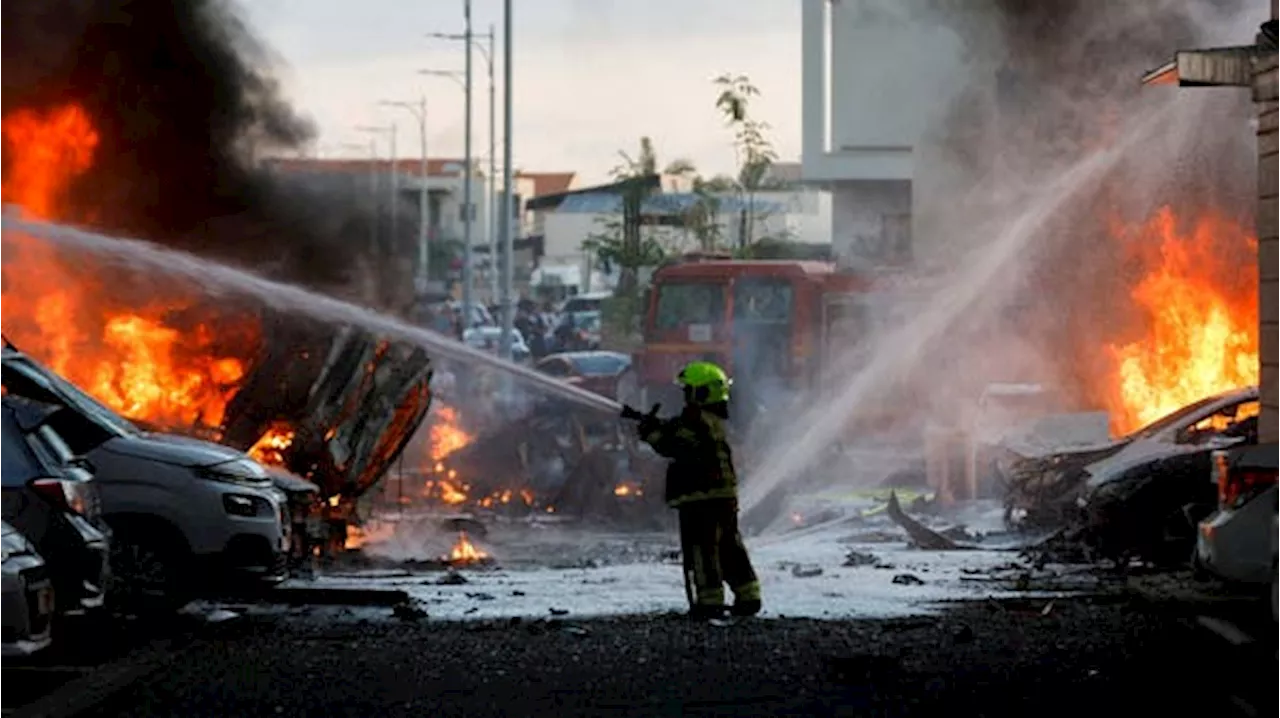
[242,0,804,185]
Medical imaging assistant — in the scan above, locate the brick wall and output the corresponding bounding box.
[1256,27,1279,442]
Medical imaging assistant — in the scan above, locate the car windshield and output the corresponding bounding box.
[570,312,601,331]
[570,354,628,376]
[2,355,137,437]
[653,282,726,330]
[1123,392,1246,442]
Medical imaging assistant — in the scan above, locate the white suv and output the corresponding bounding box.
[2,347,287,610]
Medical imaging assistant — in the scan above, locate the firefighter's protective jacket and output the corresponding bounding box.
[638,406,737,507]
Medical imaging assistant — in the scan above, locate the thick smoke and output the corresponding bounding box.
[1,0,389,296]
[741,0,1263,527]
[909,0,1258,416]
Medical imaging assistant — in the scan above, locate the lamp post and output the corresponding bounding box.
[418,66,474,325]
[378,97,431,297]
[499,0,514,360]
[427,24,497,304]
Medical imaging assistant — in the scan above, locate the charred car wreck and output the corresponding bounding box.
[1001,386,1260,565]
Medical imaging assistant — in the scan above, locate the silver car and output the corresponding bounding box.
[1194,443,1278,586]
[2,521,54,657]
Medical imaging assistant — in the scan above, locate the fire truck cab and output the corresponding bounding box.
[625,257,878,423]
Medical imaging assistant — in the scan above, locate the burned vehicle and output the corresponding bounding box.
[427,399,667,526]
[216,315,434,545]
[1003,386,1259,564]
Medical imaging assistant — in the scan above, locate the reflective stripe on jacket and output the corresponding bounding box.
[640,407,737,507]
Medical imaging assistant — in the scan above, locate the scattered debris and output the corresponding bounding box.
[791,564,825,578]
[392,601,428,622]
[511,590,526,597]
[842,550,880,567]
[892,573,925,586]
[466,592,497,601]
[437,571,469,585]
[885,492,977,551]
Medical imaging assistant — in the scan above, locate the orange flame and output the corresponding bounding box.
[344,521,396,550]
[447,531,489,563]
[247,422,296,467]
[1106,207,1258,434]
[429,404,472,460]
[0,103,258,434]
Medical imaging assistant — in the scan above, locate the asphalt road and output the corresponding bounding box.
[57,595,1275,718]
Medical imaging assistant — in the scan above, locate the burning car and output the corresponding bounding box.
[2,343,289,609]
[1004,385,1259,564]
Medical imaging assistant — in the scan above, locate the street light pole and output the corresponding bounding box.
[486,24,497,305]
[426,27,498,304]
[499,0,515,360]
[462,0,475,329]
[379,97,431,298]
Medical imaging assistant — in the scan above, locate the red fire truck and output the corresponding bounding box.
[620,256,907,423]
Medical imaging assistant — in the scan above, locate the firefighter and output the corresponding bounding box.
[624,361,762,619]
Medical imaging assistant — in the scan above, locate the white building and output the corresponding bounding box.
[801,0,968,267]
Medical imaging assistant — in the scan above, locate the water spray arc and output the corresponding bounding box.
[1,211,622,416]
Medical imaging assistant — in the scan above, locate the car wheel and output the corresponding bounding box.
[107,520,192,615]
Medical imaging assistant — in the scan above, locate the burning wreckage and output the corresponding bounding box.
[881,385,1262,569]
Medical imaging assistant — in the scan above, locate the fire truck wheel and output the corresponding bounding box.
[106,517,192,615]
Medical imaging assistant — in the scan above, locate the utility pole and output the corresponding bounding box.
[426,26,498,304]
[379,97,431,299]
[462,0,475,329]
[498,0,515,359]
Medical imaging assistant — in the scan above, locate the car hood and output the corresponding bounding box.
[96,431,247,468]
[2,521,37,557]
[1083,437,1242,488]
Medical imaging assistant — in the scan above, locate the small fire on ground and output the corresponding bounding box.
[446,531,490,565]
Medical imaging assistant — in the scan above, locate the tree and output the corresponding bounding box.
[713,74,782,249]
[580,137,669,300]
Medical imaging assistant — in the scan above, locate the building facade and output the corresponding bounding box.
[800,0,967,268]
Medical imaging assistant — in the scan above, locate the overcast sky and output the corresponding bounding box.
[243,0,803,184]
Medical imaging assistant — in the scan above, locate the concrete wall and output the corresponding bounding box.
[1257,17,1279,443]
[801,0,967,183]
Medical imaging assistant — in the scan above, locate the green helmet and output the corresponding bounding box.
[675,361,732,405]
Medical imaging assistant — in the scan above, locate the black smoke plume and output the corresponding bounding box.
[2,0,385,295]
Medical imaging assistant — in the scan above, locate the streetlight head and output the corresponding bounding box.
[426,32,468,40]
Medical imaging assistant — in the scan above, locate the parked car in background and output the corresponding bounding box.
[463,326,531,362]
[2,397,110,616]
[2,521,54,657]
[1,346,288,611]
[560,291,612,315]
[534,351,632,400]
[1193,442,1277,587]
[550,311,602,354]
